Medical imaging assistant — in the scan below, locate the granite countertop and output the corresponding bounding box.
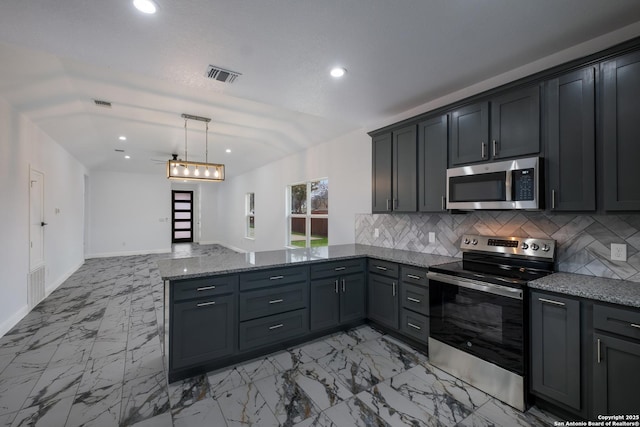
[529,272,640,308]
[157,243,458,280]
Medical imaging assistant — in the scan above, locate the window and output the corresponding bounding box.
[246,192,255,239]
[288,179,328,248]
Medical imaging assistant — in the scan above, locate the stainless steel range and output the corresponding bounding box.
[428,234,556,411]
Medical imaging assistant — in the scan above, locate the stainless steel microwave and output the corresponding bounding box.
[446,156,542,210]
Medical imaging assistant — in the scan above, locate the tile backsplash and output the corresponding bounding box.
[355,212,640,282]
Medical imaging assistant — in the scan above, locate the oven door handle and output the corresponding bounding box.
[426,272,523,300]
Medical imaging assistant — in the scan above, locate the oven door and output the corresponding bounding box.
[428,272,524,375]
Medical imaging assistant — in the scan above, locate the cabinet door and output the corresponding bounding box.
[546,68,596,211]
[392,125,418,212]
[172,294,236,370]
[449,102,489,165]
[309,278,340,331]
[368,274,399,330]
[339,273,366,324]
[490,85,540,160]
[418,115,448,212]
[602,51,640,210]
[372,133,393,213]
[530,291,581,410]
[593,332,640,415]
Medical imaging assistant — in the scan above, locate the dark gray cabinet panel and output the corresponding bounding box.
[172,275,238,301]
[602,51,640,210]
[593,332,640,415]
[309,278,340,331]
[239,266,308,291]
[450,102,489,165]
[418,115,448,212]
[368,259,399,278]
[239,282,307,322]
[368,274,399,330]
[372,133,393,212]
[546,68,596,211]
[172,294,236,370]
[310,258,365,280]
[392,125,418,212]
[400,282,429,316]
[400,309,429,342]
[239,309,308,351]
[530,291,581,410]
[340,273,366,324]
[490,85,540,160]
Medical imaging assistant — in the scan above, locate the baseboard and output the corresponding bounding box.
[198,241,247,253]
[45,260,84,297]
[85,248,172,259]
[0,305,29,338]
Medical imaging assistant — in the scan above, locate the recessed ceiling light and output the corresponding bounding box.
[133,0,157,14]
[124,155,131,159]
[226,149,231,153]
[330,67,347,78]
[119,136,127,141]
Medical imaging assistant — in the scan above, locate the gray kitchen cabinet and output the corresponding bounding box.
[171,293,236,370]
[239,309,308,352]
[398,266,429,342]
[309,259,366,331]
[602,50,640,211]
[418,115,448,212]
[367,260,399,330]
[530,290,581,411]
[592,304,640,416]
[546,67,596,211]
[371,125,417,213]
[449,86,540,166]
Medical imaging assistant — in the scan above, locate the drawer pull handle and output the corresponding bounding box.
[270,275,284,280]
[197,301,216,307]
[375,266,388,271]
[406,274,421,280]
[197,285,216,291]
[631,323,640,329]
[538,297,565,307]
[407,297,421,303]
[269,299,284,304]
[334,267,346,271]
[334,280,339,294]
[342,279,346,293]
[392,282,397,297]
[408,322,421,330]
[597,338,601,364]
[269,324,284,330]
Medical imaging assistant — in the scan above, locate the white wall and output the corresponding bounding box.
[0,98,86,336]
[213,129,371,252]
[86,171,171,257]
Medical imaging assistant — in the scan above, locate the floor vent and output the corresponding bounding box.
[28,266,45,309]
[205,65,241,83]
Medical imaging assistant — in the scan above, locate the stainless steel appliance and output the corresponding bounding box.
[428,234,556,411]
[446,156,542,210]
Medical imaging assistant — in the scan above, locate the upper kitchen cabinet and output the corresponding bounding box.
[418,115,448,212]
[371,125,417,213]
[602,51,640,211]
[449,86,540,166]
[546,67,596,211]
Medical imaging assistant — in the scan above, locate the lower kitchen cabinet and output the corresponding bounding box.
[239,309,308,351]
[171,293,236,370]
[398,266,429,342]
[340,273,366,324]
[592,303,640,415]
[368,272,399,330]
[530,290,581,411]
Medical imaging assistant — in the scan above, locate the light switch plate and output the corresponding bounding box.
[374,228,379,238]
[611,243,627,261]
[429,232,436,243]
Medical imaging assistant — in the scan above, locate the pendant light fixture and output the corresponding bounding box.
[167,114,225,182]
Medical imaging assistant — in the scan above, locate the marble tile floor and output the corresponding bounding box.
[0,244,560,426]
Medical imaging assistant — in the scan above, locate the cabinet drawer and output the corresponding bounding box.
[239,266,308,291]
[368,259,399,278]
[401,266,427,286]
[239,309,308,351]
[401,282,429,315]
[400,309,429,342]
[310,258,365,280]
[594,304,640,341]
[239,282,308,321]
[172,275,238,301]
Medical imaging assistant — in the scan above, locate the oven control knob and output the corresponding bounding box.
[471,239,478,245]
[531,243,540,251]
[542,244,550,252]
[463,238,470,245]
[521,243,529,250]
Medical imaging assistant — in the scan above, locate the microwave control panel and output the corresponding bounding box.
[512,168,535,201]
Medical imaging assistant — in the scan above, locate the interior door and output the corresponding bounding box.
[29,169,45,270]
[172,190,193,243]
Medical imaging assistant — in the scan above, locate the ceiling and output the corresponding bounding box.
[1,1,640,177]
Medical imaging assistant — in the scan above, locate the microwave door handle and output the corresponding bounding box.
[505,170,513,201]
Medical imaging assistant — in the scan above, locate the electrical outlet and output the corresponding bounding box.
[374,228,380,238]
[611,243,627,261]
[428,232,436,243]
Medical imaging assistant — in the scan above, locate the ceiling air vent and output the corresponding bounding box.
[114,149,125,153]
[93,99,112,108]
[205,65,241,84]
